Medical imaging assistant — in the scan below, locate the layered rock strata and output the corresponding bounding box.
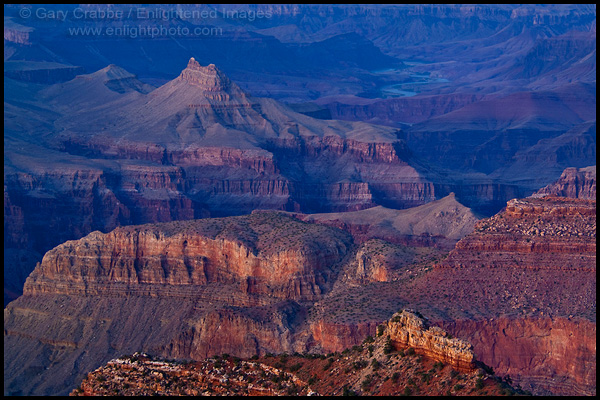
[419,195,596,395]
[71,312,519,397]
[385,310,475,372]
[440,196,596,272]
[440,316,597,396]
[178,57,247,102]
[25,212,352,301]
[535,165,596,199]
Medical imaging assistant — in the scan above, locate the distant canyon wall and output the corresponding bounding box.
[440,316,596,396]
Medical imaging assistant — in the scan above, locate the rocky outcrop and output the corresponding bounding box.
[4,61,85,84]
[71,353,315,396]
[416,195,596,395]
[535,165,596,199]
[386,311,475,372]
[440,196,596,272]
[178,58,247,102]
[25,212,352,301]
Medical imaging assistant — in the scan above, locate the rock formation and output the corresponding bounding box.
[71,312,524,396]
[4,59,523,305]
[4,193,595,396]
[3,201,479,396]
[71,353,316,396]
[25,212,352,301]
[178,58,246,102]
[535,165,596,199]
[408,195,596,396]
[297,192,481,249]
[385,310,475,372]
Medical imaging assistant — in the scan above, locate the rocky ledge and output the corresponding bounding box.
[535,165,596,199]
[386,310,475,372]
[445,196,596,271]
[71,311,523,396]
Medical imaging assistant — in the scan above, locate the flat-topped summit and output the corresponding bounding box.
[178,57,245,101]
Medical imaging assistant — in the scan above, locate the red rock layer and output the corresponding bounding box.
[24,212,352,302]
[386,311,476,373]
[439,196,596,272]
[535,165,596,199]
[440,316,596,396]
[424,195,596,395]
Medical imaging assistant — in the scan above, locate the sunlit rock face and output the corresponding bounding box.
[386,310,476,373]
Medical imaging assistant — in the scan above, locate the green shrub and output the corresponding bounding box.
[383,337,394,354]
[289,363,302,372]
[361,375,373,390]
[342,386,358,396]
[475,377,484,390]
[371,359,381,371]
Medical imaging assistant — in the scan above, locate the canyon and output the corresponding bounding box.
[3,200,474,396]
[4,177,596,395]
[4,4,596,397]
[4,57,531,306]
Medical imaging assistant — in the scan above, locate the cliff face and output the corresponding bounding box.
[535,165,596,199]
[386,311,475,372]
[441,316,597,396]
[71,311,521,397]
[25,212,352,301]
[419,195,596,396]
[4,213,354,396]
[442,196,596,272]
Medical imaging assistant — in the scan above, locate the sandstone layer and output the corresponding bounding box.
[385,310,475,372]
[535,165,596,199]
[25,212,352,301]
